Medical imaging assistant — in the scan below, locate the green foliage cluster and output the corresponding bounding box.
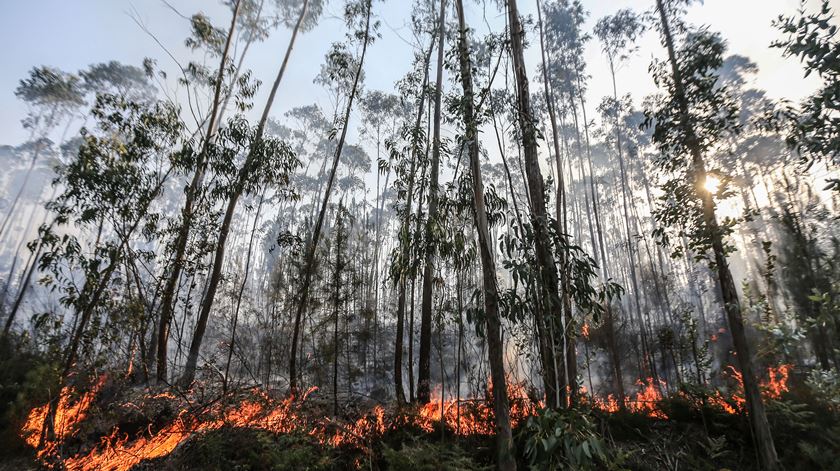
[521,407,607,470]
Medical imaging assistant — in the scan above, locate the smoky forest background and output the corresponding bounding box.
[0,0,839,469]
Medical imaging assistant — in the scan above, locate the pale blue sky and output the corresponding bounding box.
[0,0,832,147]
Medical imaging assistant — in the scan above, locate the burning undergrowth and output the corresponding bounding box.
[18,365,799,470]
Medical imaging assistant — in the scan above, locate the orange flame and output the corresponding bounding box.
[23,366,792,470]
[724,364,791,412]
[416,380,540,436]
[21,375,106,459]
[585,378,666,418]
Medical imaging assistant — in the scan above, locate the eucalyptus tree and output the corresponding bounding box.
[1,68,86,336]
[80,61,156,102]
[180,0,315,387]
[543,0,604,274]
[719,51,840,369]
[156,0,245,383]
[359,90,400,355]
[390,1,437,403]
[593,8,646,401]
[647,0,778,466]
[544,0,613,405]
[416,0,448,406]
[35,93,184,444]
[454,0,515,465]
[288,0,376,393]
[1,61,157,335]
[504,0,571,408]
[328,203,350,415]
[534,0,567,409]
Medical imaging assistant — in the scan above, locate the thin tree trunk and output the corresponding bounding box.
[506,0,564,411]
[332,209,345,417]
[222,191,265,394]
[417,0,447,405]
[395,35,436,404]
[3,236,46,336]
[0,142,43,241]
[40,170,171,446]
[534,0,565,409]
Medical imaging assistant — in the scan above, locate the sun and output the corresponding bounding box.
[704,174,721,194]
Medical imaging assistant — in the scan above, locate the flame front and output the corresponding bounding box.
[21,365,792,470]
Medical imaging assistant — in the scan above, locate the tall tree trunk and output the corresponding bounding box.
[157,0,243,383]
[288,0,371,393]
[655,1,779,468]
[395,36,436,404]
[182,0,310,387]
[332,208,345,417]
[534,0,565,409]
[417,0,447,405]
[505,0,564,409]
[455,1,516,467]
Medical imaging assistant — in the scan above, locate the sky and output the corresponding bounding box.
[0,0,834,148]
